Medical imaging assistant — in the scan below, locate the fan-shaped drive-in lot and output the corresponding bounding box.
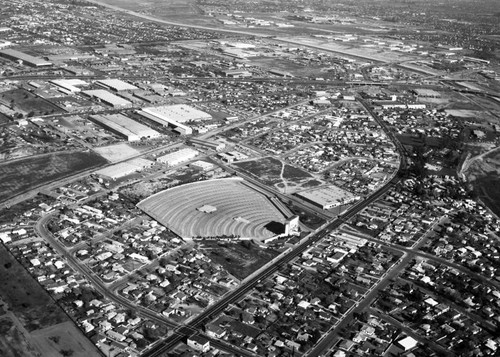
[137,178,287,239]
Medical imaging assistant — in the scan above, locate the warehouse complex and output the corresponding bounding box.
[83,89,132,107]
[95,158,154,181]
[190,160,216,171]
[156,148,199,166]
[0,48,52,67]
[296,185,360,210]
[50,79,88,93]
[138,104,212,135]
[189,138,226,151]
[89,113,161,141]
[96,79,138,92]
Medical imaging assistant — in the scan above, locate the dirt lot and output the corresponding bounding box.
[200,240,280,280]
[0,151,108,202]
[235,157,322,192]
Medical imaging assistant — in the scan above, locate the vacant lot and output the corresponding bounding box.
[283,164,313,181]
[201,240,280,280]
[0,318,37,357]
[0,245,67,332]
[0,151,108,202]
[473,173,500,217]
[0,112,10,124]
[31,321,101,357]
[234,157,283,186]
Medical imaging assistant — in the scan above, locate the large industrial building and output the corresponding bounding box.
[82,89,132,108]
[50,79,88,93]
[136,109,191,135]
[190,160,216,171]
[96,79,138,92]
[137,104,212,135]
[0,48,52,67]
[95,158,154,181]
[144,104,212,123]
[296,186,360,210]
[189,138,226,151]
[156,148,199,166]
[89,113,160,141]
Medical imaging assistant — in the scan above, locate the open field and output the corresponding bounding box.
[200,240,280,280]
[0,151,108,203]
[0,318,37,357]
[473,173,500,217]
[234,157,320,189]
[467,150,500,217]
[234,157,283,186]
[0,112,10,124]
[0,245,67,332]
[30,321,101,357]
[138,178,287,239]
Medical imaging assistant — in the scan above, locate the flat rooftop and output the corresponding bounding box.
[90,113,160,139]
[297,185,359,208]
[142,104,211,124]
[0,48,52,67]
[83,89,131,107]
[96,79,138,91]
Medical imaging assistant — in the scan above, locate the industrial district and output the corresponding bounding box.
[1,1,500,357]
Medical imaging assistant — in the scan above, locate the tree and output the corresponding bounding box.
[59,349,74,357]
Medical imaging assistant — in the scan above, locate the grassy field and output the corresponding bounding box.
[473,173,500,217]
[200,240,280,280]
[0,112,10,124]
[0,245,67,332]
[30,321,101,357]
[0,151,108,202]
[234,157,283,186]
[0,318,38,357]
[283,164,313,181]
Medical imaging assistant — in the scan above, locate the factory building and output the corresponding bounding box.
[137,109,191,135]
[190,160,216,171]
[137,104,211,135]
[96,79,138,92]
[218,151,248,163]
[156,148,199,166]
[296,186,360,210]
[89,113,160,141]
[95,158,154,181]
[50,79,88,93]
[189,138,226,151]
[82,90,132,108]
[0,48,52,67]
[143,104,212,123]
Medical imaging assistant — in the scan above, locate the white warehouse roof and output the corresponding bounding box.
[83,89,131,107]
[142,104,211,124]
[89,113,160,141]
[157,148,199,166]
